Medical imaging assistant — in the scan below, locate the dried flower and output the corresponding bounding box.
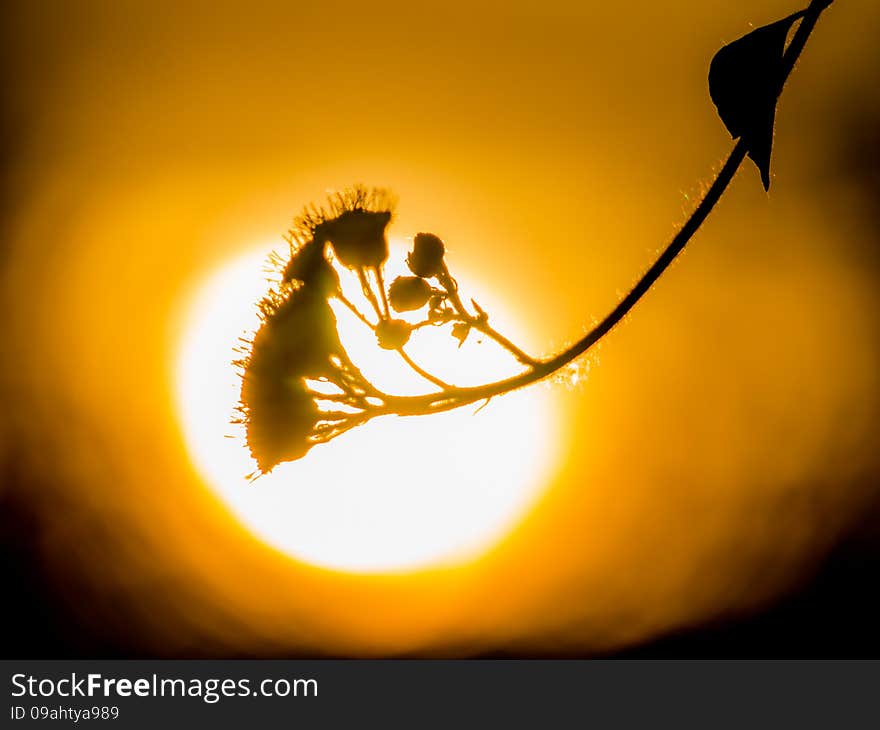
[287,186,396,271]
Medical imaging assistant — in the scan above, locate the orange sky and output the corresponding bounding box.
[2,0,879,655]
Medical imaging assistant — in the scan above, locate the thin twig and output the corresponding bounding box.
[396,348,453,390]
[437,263,538,365]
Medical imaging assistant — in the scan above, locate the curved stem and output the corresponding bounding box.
[380,141,747,416]
[374,0,831,419]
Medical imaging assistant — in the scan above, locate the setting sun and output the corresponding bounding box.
[7,0,878,667]
[174,241,560,573]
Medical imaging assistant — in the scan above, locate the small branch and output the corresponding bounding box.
[396,347,453,390]
[310,391,367,407]
[336,290,376,330]
[331,348,389,401]
[310,412,370,444]
[265,0,833,469]
[437,263,538,366]
[379,149,746,415]
[411,318,442,330]
[474,318,539,367]
[781,0,834,84]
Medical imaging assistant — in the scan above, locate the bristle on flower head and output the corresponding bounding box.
[286,185,397,270]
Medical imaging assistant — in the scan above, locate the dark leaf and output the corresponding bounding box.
[287,186,395,270]
[708,10,805,190]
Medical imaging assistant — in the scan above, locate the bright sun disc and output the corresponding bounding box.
[174,241,559,573]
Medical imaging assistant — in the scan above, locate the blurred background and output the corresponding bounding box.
[2,0,879,657]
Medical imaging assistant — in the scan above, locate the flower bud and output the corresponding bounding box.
[376,319,412,350]
[318,209,391,269]
[406,233,446,278]
[388,276,432,312]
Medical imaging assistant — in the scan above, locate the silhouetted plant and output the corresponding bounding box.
[237,0,834,475]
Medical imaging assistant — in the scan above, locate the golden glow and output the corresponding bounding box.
[174,241,559,573]
[6,1,880,656]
